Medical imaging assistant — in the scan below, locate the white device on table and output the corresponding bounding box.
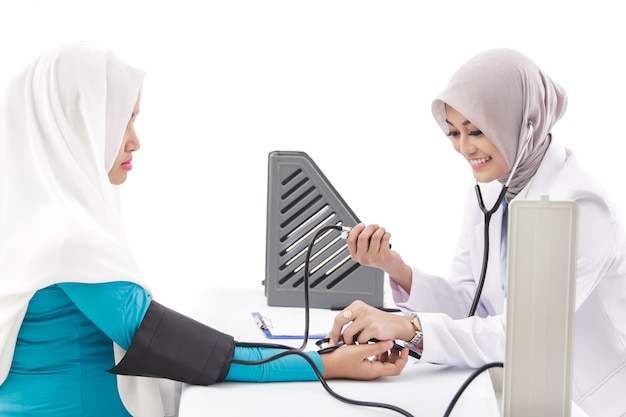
[504,195,578,417]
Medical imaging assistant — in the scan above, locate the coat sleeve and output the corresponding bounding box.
[388,184,509,366]
[390,266,508,366]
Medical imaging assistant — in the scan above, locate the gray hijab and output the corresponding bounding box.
[431,49,568,199]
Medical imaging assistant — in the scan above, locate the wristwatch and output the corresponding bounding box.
[405,313,423,348]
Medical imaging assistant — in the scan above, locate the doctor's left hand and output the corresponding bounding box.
[327,300,416,349]
[320,340,409,380]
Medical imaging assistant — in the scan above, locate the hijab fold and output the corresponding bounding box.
[0,42,162,417]
[431,48,568,199]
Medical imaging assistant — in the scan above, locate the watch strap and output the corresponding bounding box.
[405,313,423,347]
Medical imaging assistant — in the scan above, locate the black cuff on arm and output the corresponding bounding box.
[108,301,235,385]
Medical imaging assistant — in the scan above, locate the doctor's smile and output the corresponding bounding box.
[469,156,492,168]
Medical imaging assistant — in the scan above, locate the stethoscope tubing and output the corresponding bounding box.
[468,121,534,317]
[468,184,508,316]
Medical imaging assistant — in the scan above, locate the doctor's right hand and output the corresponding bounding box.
[347,223,413,292]
[346,223,393,269]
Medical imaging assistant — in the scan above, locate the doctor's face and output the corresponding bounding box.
[445,105,508,183]
[108,98,141,185]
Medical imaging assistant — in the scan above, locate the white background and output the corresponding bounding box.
[2,1,625,316]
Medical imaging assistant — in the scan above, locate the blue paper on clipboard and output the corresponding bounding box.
[251,312,326,340]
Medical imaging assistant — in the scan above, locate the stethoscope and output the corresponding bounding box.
[468,120,534,316]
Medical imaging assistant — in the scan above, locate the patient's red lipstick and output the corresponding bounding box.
[121,157,132,171]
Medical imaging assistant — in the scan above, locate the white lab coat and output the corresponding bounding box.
[391,142,626,417]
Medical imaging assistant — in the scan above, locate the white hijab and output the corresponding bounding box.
[431,48,568,199]
[0,41,162,416]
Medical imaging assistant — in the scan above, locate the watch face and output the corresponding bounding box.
[411,314,422,332]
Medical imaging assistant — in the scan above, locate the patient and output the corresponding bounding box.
[0,41,408,417]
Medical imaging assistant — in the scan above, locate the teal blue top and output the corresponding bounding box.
[0,282,322,416]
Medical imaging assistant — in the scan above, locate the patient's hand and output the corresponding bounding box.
[320,340,408,380]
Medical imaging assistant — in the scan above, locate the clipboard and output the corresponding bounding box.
[251,312,326,340]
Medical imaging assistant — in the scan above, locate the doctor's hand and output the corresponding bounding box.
[347,223,393,269]
[327,300,416,348]
[320,340,409,380]
[347,223,413,292]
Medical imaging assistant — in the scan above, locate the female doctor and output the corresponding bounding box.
[327,48,626,417]
[0,42,408,417]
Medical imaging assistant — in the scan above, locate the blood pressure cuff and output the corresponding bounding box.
[109,301,235,385]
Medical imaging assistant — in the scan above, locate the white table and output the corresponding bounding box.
[177,287,501,417]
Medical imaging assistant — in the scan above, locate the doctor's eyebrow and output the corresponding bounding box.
[445,118,472,127]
